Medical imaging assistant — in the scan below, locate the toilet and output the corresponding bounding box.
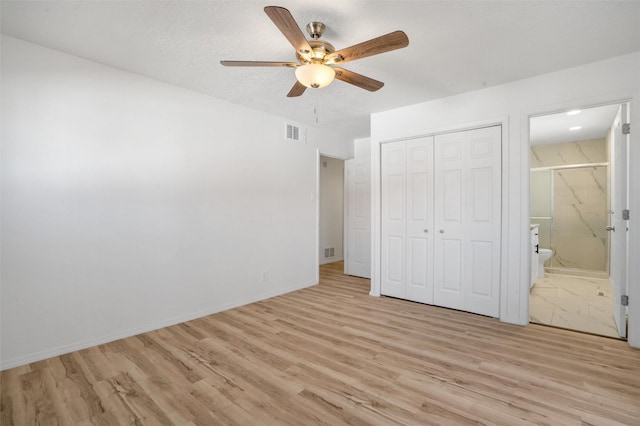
[537,248,552,278]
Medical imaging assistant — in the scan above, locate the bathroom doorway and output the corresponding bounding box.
[529,103,629,338]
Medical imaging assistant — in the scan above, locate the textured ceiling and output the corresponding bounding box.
[2,1,640,141]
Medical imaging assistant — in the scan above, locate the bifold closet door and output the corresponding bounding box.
[381,142,406,299]
[381,137,434,304]
[433,126,501,317]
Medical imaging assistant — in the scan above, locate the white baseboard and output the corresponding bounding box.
[319,256,344,265]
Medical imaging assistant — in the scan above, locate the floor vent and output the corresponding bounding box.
[324,247,335,259]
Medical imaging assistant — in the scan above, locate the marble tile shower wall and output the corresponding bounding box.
[531,138,607,167]
[531,139,608,272]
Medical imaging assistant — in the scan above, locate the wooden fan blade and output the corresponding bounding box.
[329,31,409,64]
[264,6,313,57]
[220,61,298,67]
[287,81,307,97]
[334,68,384,92]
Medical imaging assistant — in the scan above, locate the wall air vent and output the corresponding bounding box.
[324,247,335,259]
[285,122,306,143]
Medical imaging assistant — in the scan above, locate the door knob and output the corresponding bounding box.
[423,229,428,233]
[606,226,615,231]
[439,230,444,234]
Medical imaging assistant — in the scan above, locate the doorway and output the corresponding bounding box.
[319,155,344,266]
[529,103,629,338]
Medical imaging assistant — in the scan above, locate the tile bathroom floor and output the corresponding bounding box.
[530,272,620,338]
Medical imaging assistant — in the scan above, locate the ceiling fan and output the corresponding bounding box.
[220,6,409,97]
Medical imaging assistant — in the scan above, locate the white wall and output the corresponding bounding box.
[0,35,351,370]
[319,156,344,264]
[371,52,640,347]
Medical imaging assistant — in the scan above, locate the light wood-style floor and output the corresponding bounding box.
[2,261,639,425]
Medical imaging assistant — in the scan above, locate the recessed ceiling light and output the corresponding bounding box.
[569,126,582,131]
[567,110,581,116]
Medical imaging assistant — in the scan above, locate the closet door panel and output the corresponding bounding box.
[406,137,434,304]
[464,126,501,317]
[434,126,501,317]
[381,142,406,298]
[470,167,492,222]
[469,240,493,296]
[434,132,466,310]
[387,174,405,222]
[442,170,462,222]
[442,238,463,286]
[381,127,500,316]
[386,236,404,286]
[408,237,428,288]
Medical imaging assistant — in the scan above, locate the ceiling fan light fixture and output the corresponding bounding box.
[295,63,335,89]
[221,6,409,97]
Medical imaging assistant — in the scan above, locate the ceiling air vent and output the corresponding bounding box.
[285,122,305,143]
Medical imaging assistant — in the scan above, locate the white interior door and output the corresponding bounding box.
[463,126,502,316]
[405,138,434,304]
[434,126,501,317]
[610,104,629,338]
[433,131,466,309]
[345,140,371,278]
[381,137,434,302]
[381,142,406,298]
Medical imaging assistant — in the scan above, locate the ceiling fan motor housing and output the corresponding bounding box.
[297,39,336,64]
